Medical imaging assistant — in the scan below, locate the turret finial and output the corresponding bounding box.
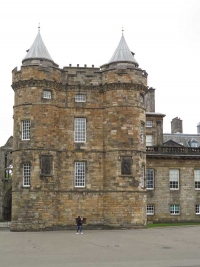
[38,23,40,32]
[122,27,124,35]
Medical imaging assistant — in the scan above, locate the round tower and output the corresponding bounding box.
[11,27,62,231]
[100,33,148,226]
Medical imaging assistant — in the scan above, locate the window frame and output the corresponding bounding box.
[43,90,52,99]
[146,134,153,146]
[147,205,154,215]
[74,118,86,143]
[195,204,200,215]
[170,204,180,215]
[169,169,179,190]
[146,120,153,127]
[23,163,31,187]
[74,161,86,188]
[194,170,200,190]
[22,120,30,140]
[146,169,154,190]
[75,94,86,103]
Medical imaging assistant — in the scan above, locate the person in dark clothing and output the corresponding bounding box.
[76,216,83,234]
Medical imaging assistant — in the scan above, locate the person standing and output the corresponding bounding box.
[76,216,83,234]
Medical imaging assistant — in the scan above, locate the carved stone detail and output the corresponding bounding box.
[40,155,53,176]
[121,157,132,175]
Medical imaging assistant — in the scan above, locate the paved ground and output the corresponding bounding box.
[0,226,200,267]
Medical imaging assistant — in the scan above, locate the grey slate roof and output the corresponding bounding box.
[22,29,54,63]
[109,34,138,65]
[163,133,200,147]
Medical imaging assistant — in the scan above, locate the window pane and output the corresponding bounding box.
[43,90,51,99]
[146,121,153,127]
[146,135,153,146]
[146,169,154,189]
[75,162,85,187]
[147,205,154,215]
[23,163,31,186]
[196,205,200,214]
[75,95,86,102]
[170,169,179,189]
[22,120,30,140]
[170,204,180,214]
[74,118,86,142]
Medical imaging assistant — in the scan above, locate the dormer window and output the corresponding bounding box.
[188,139,198,148]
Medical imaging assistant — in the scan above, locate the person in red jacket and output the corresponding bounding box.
[76,216,83,234]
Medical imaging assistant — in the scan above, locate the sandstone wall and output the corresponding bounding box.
[147,157,200,222]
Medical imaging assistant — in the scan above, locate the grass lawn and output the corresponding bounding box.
[147,222,200,228]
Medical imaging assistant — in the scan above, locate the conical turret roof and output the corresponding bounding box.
[22,28,54,64]
[109,34,138,66]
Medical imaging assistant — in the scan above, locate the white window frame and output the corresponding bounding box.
[74,162,85,187]
[195,204,200,215]
[146,169,154,189]
[22,120,30,140]
[23,163,31,187]
[146,135,153,146]
[170,204,180,215]
[74,118,86,143]
[169,169,179,190]
[140,123,144,144]
[194,170,200,190]
[43,90,52,99]
[147,205,154,215]
[75,94,86,102]
[146,120,153,127]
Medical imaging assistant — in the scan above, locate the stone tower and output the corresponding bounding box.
[11,29,147,231]
[100,34,148,225]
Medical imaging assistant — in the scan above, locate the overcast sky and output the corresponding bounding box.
[0,0,200,145]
